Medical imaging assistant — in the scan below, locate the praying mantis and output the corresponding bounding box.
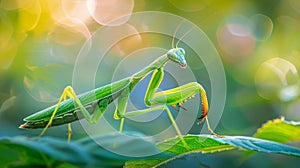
[19,26,220,145]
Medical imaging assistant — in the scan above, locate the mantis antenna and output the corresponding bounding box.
[175,12,217,48]
[175,25,197,48]
[172,20,184,49]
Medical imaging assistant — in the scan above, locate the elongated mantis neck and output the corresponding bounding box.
[132,54,169,80]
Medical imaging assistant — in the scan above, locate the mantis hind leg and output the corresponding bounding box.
[40,86,108,141]
[67,123,72,142]
[39,86,74,139]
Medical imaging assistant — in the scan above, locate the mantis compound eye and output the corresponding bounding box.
[167,48,187,68]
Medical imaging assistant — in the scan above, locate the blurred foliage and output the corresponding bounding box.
[1,118,300,167]
[254,117,300,143]
[1,0,300,167]
[0,132,170,167]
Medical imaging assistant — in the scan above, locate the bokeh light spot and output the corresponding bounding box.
[92,23,145,58]
[249,14,273,41]
[255,58,300,102]
[87,0,134,26]
[17,0,41,32]
[48,18,91,46]
[62,0,91,23]
[217,15,256,62]
[110,24,144,57]
[217,23,255,61]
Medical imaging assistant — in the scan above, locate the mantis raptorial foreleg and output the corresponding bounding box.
[40,86,108,141]
[150,69,220,137]
[144,68,219,137]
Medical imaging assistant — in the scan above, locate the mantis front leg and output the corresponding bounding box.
[143,68,220,137]
[40,86,108,141]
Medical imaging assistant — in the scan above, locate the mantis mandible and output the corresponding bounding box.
[19,25,220,145]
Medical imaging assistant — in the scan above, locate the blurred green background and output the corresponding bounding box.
[0,0,300,167]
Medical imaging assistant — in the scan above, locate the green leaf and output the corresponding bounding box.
[253,117,300,143]
[209,135,300,157]
[126,134,300,167]
[0,132,170,167]
[125,135,235,168]
[157,134,235,154]
[124,159,165,168]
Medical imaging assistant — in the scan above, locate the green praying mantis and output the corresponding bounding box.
[19,25,221,146]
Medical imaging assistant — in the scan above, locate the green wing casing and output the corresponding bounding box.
[24,78,131,122]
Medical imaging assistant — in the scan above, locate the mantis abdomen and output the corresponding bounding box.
[21,92,119,128]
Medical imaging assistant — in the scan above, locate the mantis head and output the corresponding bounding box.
[167,48,187,68]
